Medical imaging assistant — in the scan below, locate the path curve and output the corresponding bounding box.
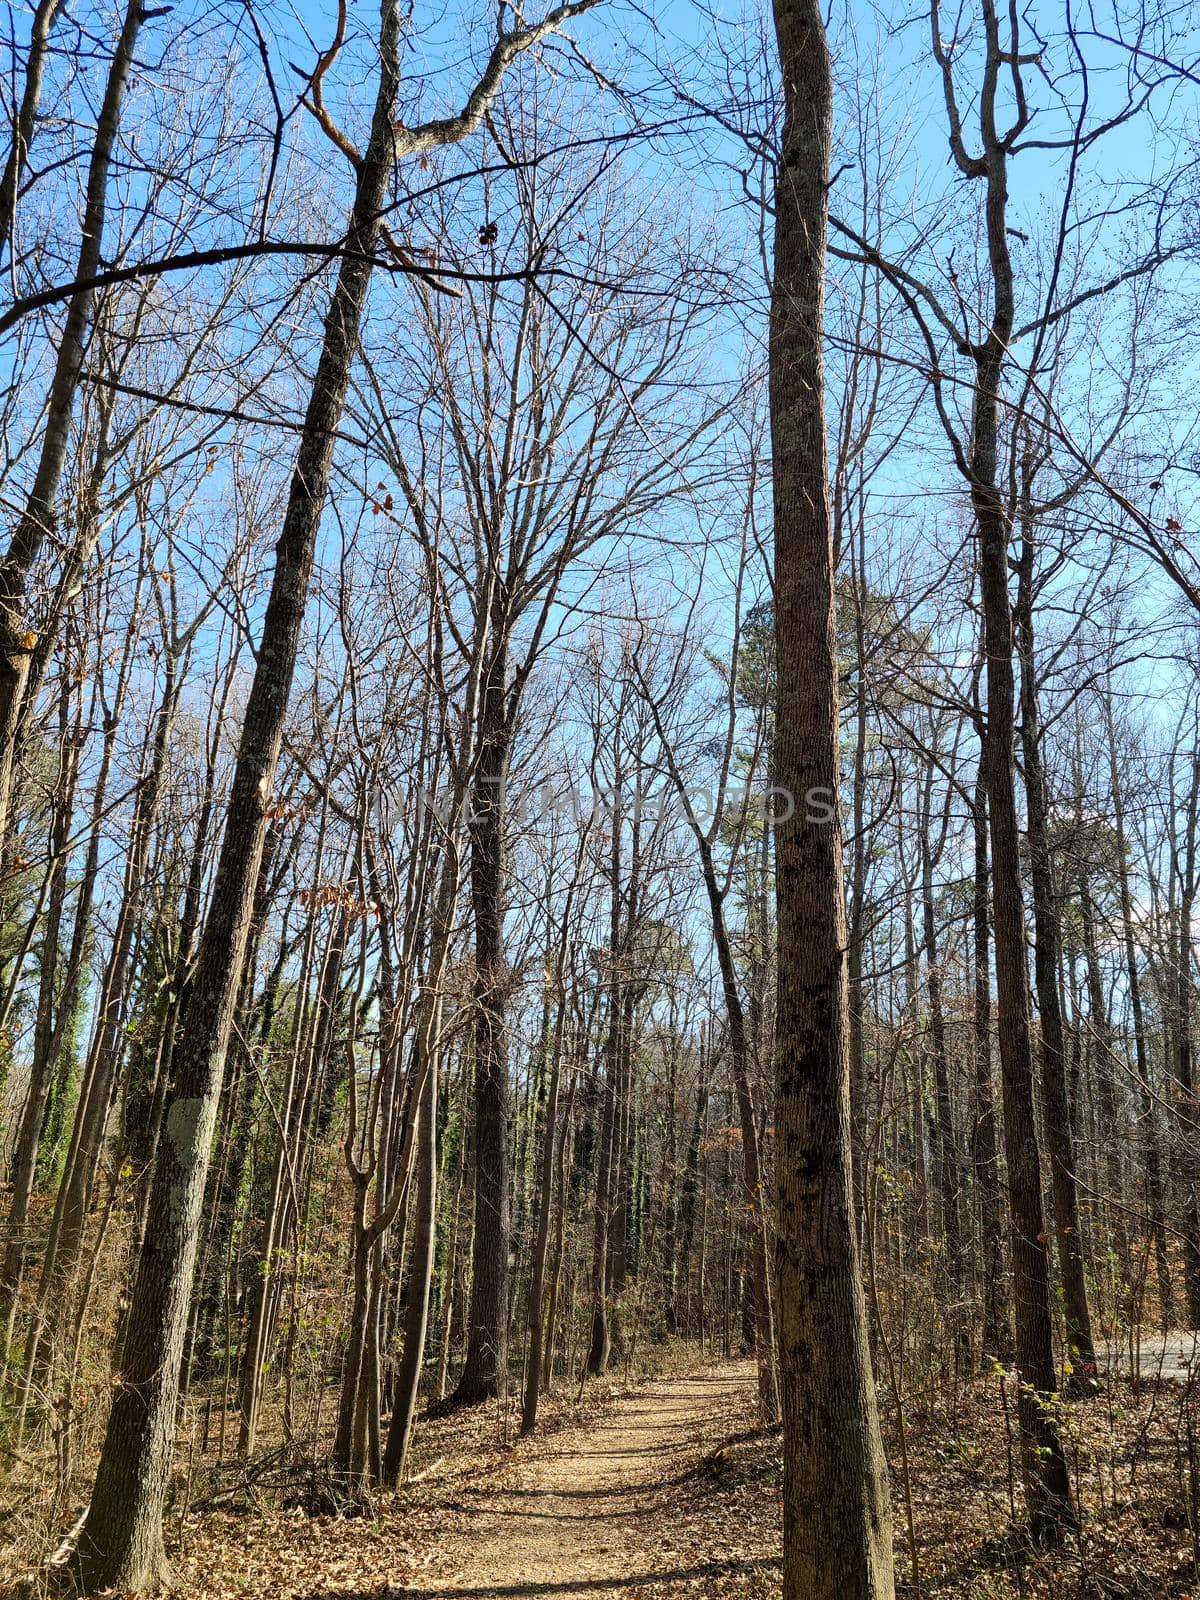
[402,1362,756,1598]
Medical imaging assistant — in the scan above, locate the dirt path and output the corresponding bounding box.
[400,1362,756,1598]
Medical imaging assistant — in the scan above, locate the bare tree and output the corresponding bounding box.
[769,0,894,1591]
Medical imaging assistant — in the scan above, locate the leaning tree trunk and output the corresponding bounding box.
[69,6,403,1586]
[0,0,144,857]
[0,0,63,259]
[769,0,894,1592]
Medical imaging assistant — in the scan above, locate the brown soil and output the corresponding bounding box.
[399,1361,759,1598]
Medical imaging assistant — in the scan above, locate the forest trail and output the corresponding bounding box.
[401,1361,758,1598]
[1098,1331,1200,1381]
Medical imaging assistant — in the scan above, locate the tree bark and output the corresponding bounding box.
[0,673,79,1339]
[769,0,894,1590]
[453,658,512,1403]
[69,5,403,1584]
[383,1039,439,1481]
[1014,509,1097,1385]
[970,772,1008,1360]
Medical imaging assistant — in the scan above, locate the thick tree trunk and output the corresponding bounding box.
[69,8,402,1585]
[453,664,512,1404]
[769,0,894,1591]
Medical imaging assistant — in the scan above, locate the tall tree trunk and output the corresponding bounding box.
[69,8,402,1584]
[381,834,470,1480]
[1014,509,1097,1385]
[239,863,342,1454]
[848,535,871,1236]
[970,772,1007,1360]
[587,989,620,1375]
[974,389,1073,1542]
[949,0,1075,1515]
[904,887,930,1247]
[453,659,512,1404]
[769,0,894,1590]
[677,1078,706,1342]
[542,1070,575,1389]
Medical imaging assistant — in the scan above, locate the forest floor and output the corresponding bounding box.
[169,1359,770,1600]
[7,1349,1200,1598]
[167,1349,1200,1600]
[393,1364,765,1599]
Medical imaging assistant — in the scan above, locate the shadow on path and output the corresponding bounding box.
[301,1557,781,1599]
